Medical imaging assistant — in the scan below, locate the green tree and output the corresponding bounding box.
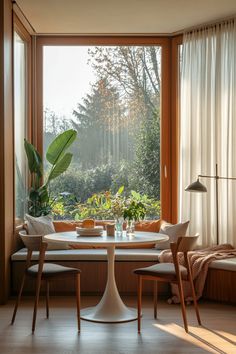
[133,111,160,199]
[71,79,132,168]
[88,46,161,120]
[88,46,161,198]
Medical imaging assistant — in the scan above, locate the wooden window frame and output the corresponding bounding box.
[14,14,32,138]
[35,36,180,222]
[13,14,32,227]
[170,35,183,223]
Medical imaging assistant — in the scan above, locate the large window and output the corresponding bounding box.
[13,22,31,224]
[37,38,172,221]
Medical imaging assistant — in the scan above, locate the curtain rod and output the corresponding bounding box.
[180,15,236,35]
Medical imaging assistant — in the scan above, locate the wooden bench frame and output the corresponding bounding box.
[11,256,236,304]
[203,268,236,303]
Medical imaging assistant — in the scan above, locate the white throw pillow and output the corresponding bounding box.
[25,214,55,235]
[25,214,69,250]
[156,220,190,250]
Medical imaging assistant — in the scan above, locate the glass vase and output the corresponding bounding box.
[115,218,123,236]
[126,219,135,235]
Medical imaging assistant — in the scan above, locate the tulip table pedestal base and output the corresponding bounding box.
[81,245,137,323]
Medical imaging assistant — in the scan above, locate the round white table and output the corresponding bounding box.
[44,231,168,323]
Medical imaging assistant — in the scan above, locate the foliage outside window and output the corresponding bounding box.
[43,46,162,220]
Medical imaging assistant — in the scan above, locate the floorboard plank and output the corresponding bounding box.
[0,296,235,354]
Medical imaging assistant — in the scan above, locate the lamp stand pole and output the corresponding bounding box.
[197,163,219,244]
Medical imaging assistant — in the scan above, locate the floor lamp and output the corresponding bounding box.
[185,163,236,245]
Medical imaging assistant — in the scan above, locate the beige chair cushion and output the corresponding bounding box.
[133,263,188,280]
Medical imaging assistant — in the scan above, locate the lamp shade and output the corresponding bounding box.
[185,178,207,193]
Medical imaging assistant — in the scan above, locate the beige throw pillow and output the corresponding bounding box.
[156,220,190,250]
[25,214,55,234]
[25,214,69,250]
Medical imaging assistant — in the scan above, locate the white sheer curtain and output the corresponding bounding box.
[179,20,236,247]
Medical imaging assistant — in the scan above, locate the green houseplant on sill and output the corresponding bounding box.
[24,129,77,217]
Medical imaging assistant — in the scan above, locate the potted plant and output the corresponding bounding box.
[24,129,77,217]
[123,195,146,234]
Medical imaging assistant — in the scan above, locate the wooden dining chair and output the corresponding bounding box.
[133,235,201,333]
[11,231,81,333]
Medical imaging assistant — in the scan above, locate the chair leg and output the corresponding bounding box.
[189,275,201,325]
[177,280,188,333]
[11,274,26,324]
[32,275,42,333]
[138,275,142,333]
[153,281,158,319]
[46,280,50,319]
[76,273,81,333]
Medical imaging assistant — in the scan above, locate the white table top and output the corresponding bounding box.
[44,231,169,247]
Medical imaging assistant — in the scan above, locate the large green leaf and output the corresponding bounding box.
[47,153,73,182]
[46,129,77,165]
[24,139,42,177]
[38,185,49,203]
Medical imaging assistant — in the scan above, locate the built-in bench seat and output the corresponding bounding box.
[204,257,236,304]
[12,219,168,296]
[11,247,236,303]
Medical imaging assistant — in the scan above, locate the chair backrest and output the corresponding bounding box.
[19,230,48,270]
[176,234,199,253]
[170,234,199,279]
[19,230,44,251]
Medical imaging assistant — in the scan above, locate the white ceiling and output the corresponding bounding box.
[16,0,236,35]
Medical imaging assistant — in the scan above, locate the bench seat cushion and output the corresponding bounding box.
[11,248,162,262]
[209,257,236,271]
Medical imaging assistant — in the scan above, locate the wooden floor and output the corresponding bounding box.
[0,296,235,354]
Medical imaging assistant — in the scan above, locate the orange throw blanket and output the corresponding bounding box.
[158,244,236,304]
